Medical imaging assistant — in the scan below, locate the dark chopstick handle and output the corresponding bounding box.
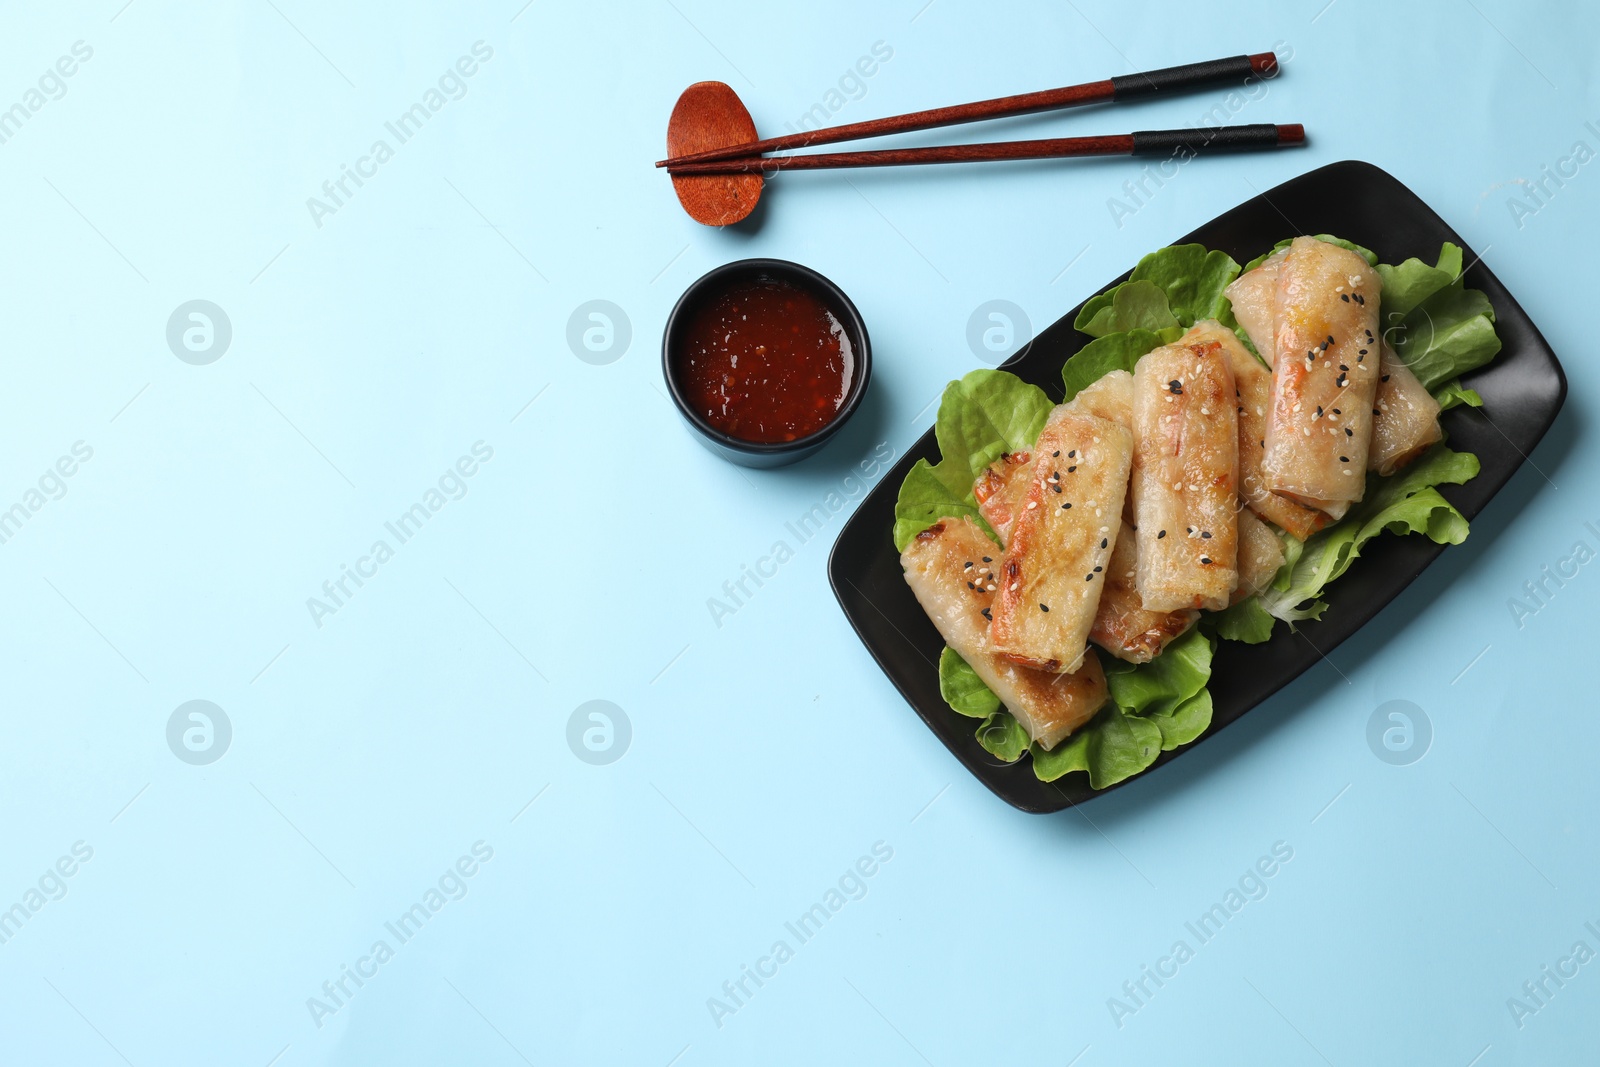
[658,51,1282,168]
[1110,53,1274,100]
[664,125,1304,174]
[1131,123,1300,154]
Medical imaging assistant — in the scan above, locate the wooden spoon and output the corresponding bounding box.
[666,81,763,227]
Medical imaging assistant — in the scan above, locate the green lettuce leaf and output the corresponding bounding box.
[1060,327,1182,401]
[1434,378,1484,411]
[1207,596,1277,644]
[892,370,1054,551]
[1074,245,1241,337]
[1074,280,1179,337]
[1031,706,1163,788]
[893,461,986,554]
[1125,245,1241,326]
[1035,628,1214,786]
[1255,444,1481,626]
[939,648,1000,719]
[1103,627,1212,718]
[1390,283,1501,390]
[976,710,1030,762]
[1151,689,1214,751]
[1376,244,1463,320]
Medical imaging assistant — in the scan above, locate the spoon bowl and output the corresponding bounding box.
[666,81,764,226]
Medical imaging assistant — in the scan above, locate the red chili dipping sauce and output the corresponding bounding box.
[675,277,855,443]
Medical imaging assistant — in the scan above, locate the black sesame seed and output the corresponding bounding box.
[964,562,973,569]
[1040,603,1049,612]
[1381,374,1391,382]
[1100,537,1108,548]
[1345,427,1353,436]
[982,556,992,562]
[1340,456,1349,463]
[1340,293,1350,302]
[1200,556,1212,565]
[1061,503,1071,510]
[1068,450,1077,458]
[1053,485,1062,494]
[1052,450,1060,457]
[1085,574,1094,582]
[1372,408,1380,416]
[1068,465,1077,473]
[1093,566,1102,573]
[1315,405,1323,418]
[967,581,976,589]
[1201,531,1212,539]
[981,607,992,621]
[1168,380,1183,394]
[1332,408,1341,415]
[1359,349,1368,355]
[1158,530,1167,539]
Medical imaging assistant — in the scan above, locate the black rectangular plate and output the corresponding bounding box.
[828,161,1566,813]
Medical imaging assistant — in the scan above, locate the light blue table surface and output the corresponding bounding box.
[0,1,1594,1063]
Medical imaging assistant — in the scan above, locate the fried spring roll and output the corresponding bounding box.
[975,371,1139,550]
[1223,249,1286,364]
[1369,343,1442,476]
[1090,520,1198,663]
[1066,368,1134,428]
[1261,236,1384,515]
[973,451,1033,547]
[1132,336,1240,612]
[900,517,1109,749]
[1198,319,1330,541]
[1065,369,1137,524]
[1232,509,1287,604]
[991,409,1133,674]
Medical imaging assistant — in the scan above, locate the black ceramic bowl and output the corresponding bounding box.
[662,258,871,468]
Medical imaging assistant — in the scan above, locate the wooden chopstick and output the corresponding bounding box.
[664,124,1304,175]
[655,52,1279,169]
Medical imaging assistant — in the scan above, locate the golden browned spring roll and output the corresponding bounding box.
[1132,335,1240,612]
[1232,509,1287,604]
[1202,320,1330,541]
[900,517,1109,749]
[1065,368,1136,524]
[1223,248,1285,364]
[1369,343,1443,476]
[990,409,1133,674]
[1090,520,1198,664]
[1066,368,1134,428]
[973,450,1033,547]
[1261,236,1384,516]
